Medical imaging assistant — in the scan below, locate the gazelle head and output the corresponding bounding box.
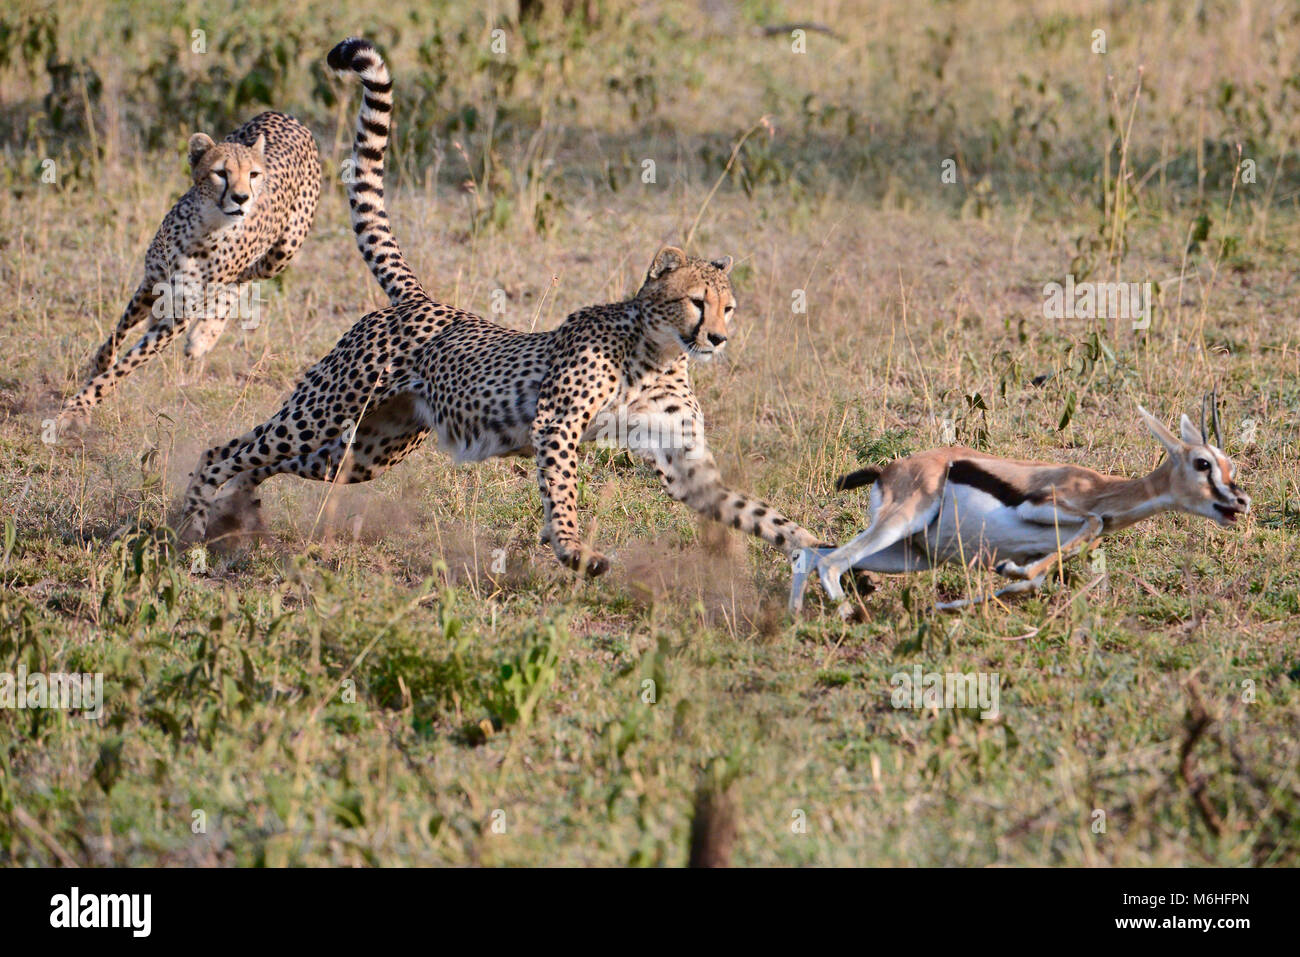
[1137,401,1250,527]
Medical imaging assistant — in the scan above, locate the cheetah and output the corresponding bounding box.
[58,111,321,425]
[180,38,825,574]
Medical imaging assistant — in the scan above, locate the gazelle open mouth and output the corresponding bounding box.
[1213,504,1241,523]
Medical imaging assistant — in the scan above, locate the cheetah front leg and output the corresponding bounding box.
[184,242,288,361]
[185,276,258,361]
[531,371,619,576]
[626,402,822,557]
[59,309,195,427]
[87,280,159,376]
[533,418,611,576]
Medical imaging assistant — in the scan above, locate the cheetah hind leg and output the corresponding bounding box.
[199,476,265,553]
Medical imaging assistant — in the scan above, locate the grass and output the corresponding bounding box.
[0,0,1298,866]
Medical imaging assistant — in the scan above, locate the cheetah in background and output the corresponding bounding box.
[181,38,826,574]
[58,111,321,426]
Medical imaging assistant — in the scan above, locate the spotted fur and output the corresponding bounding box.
[180,38,823,572]
[58,112,321,425]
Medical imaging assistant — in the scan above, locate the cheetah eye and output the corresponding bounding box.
[690,298,706,314]
[724,303,735,315]
[1194,458,1211,472]
[249,170,261,180]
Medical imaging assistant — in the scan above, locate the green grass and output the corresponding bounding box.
[1,0,1298,865]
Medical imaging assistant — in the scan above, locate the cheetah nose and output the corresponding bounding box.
[230,192,250,205]
[707,332,727,347]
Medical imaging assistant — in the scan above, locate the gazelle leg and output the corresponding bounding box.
[789,546,837,613]
[812,502,937,602]
[935,573,1048,612]
[993,514,1102,581]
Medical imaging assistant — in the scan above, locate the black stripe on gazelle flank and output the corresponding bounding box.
[945,459,1031,507]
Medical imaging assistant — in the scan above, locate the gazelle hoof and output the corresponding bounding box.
[994,559,1027,580]
[837,601,865,623]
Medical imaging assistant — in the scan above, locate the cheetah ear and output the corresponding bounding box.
[710,255,733,275]
[251,133,267,157]
[647,246,686,280]
[188,133,215,170]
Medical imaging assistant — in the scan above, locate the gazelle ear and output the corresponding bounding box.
[1137,405,1183,457]
[188,133,215,170]
[647,246,686,280]
[710,255,733,274]
[1179,413,1204,446]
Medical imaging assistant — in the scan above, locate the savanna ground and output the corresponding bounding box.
[0,0,1297,866]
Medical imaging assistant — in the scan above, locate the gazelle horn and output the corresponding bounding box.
[1211,385,1223,448]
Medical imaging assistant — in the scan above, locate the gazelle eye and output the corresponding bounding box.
[690,298,706,314]
[1194,459,1211,471]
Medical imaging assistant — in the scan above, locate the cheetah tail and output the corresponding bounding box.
[834,467,881,492]
[327,37,426,306]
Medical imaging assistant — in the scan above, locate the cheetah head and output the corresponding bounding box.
[188,132,267,220]
[637,246,736,363]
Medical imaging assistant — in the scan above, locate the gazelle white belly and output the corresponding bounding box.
[920,484,1084,565]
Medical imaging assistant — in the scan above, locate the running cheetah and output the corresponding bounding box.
[58,111,321,425]
[181,38,824,574]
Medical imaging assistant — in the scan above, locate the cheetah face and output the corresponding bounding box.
[637,246,736,363]
[188,132,267,220]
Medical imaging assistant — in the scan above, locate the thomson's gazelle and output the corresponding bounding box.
[791,403,1251,615]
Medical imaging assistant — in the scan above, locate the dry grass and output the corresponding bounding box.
[0,0,1297,866]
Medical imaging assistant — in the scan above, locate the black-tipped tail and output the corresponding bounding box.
[834,467,881,492]
[329,39,375,76]
[328,37,425,305]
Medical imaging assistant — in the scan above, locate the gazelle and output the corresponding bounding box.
[790,401,1250,616]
